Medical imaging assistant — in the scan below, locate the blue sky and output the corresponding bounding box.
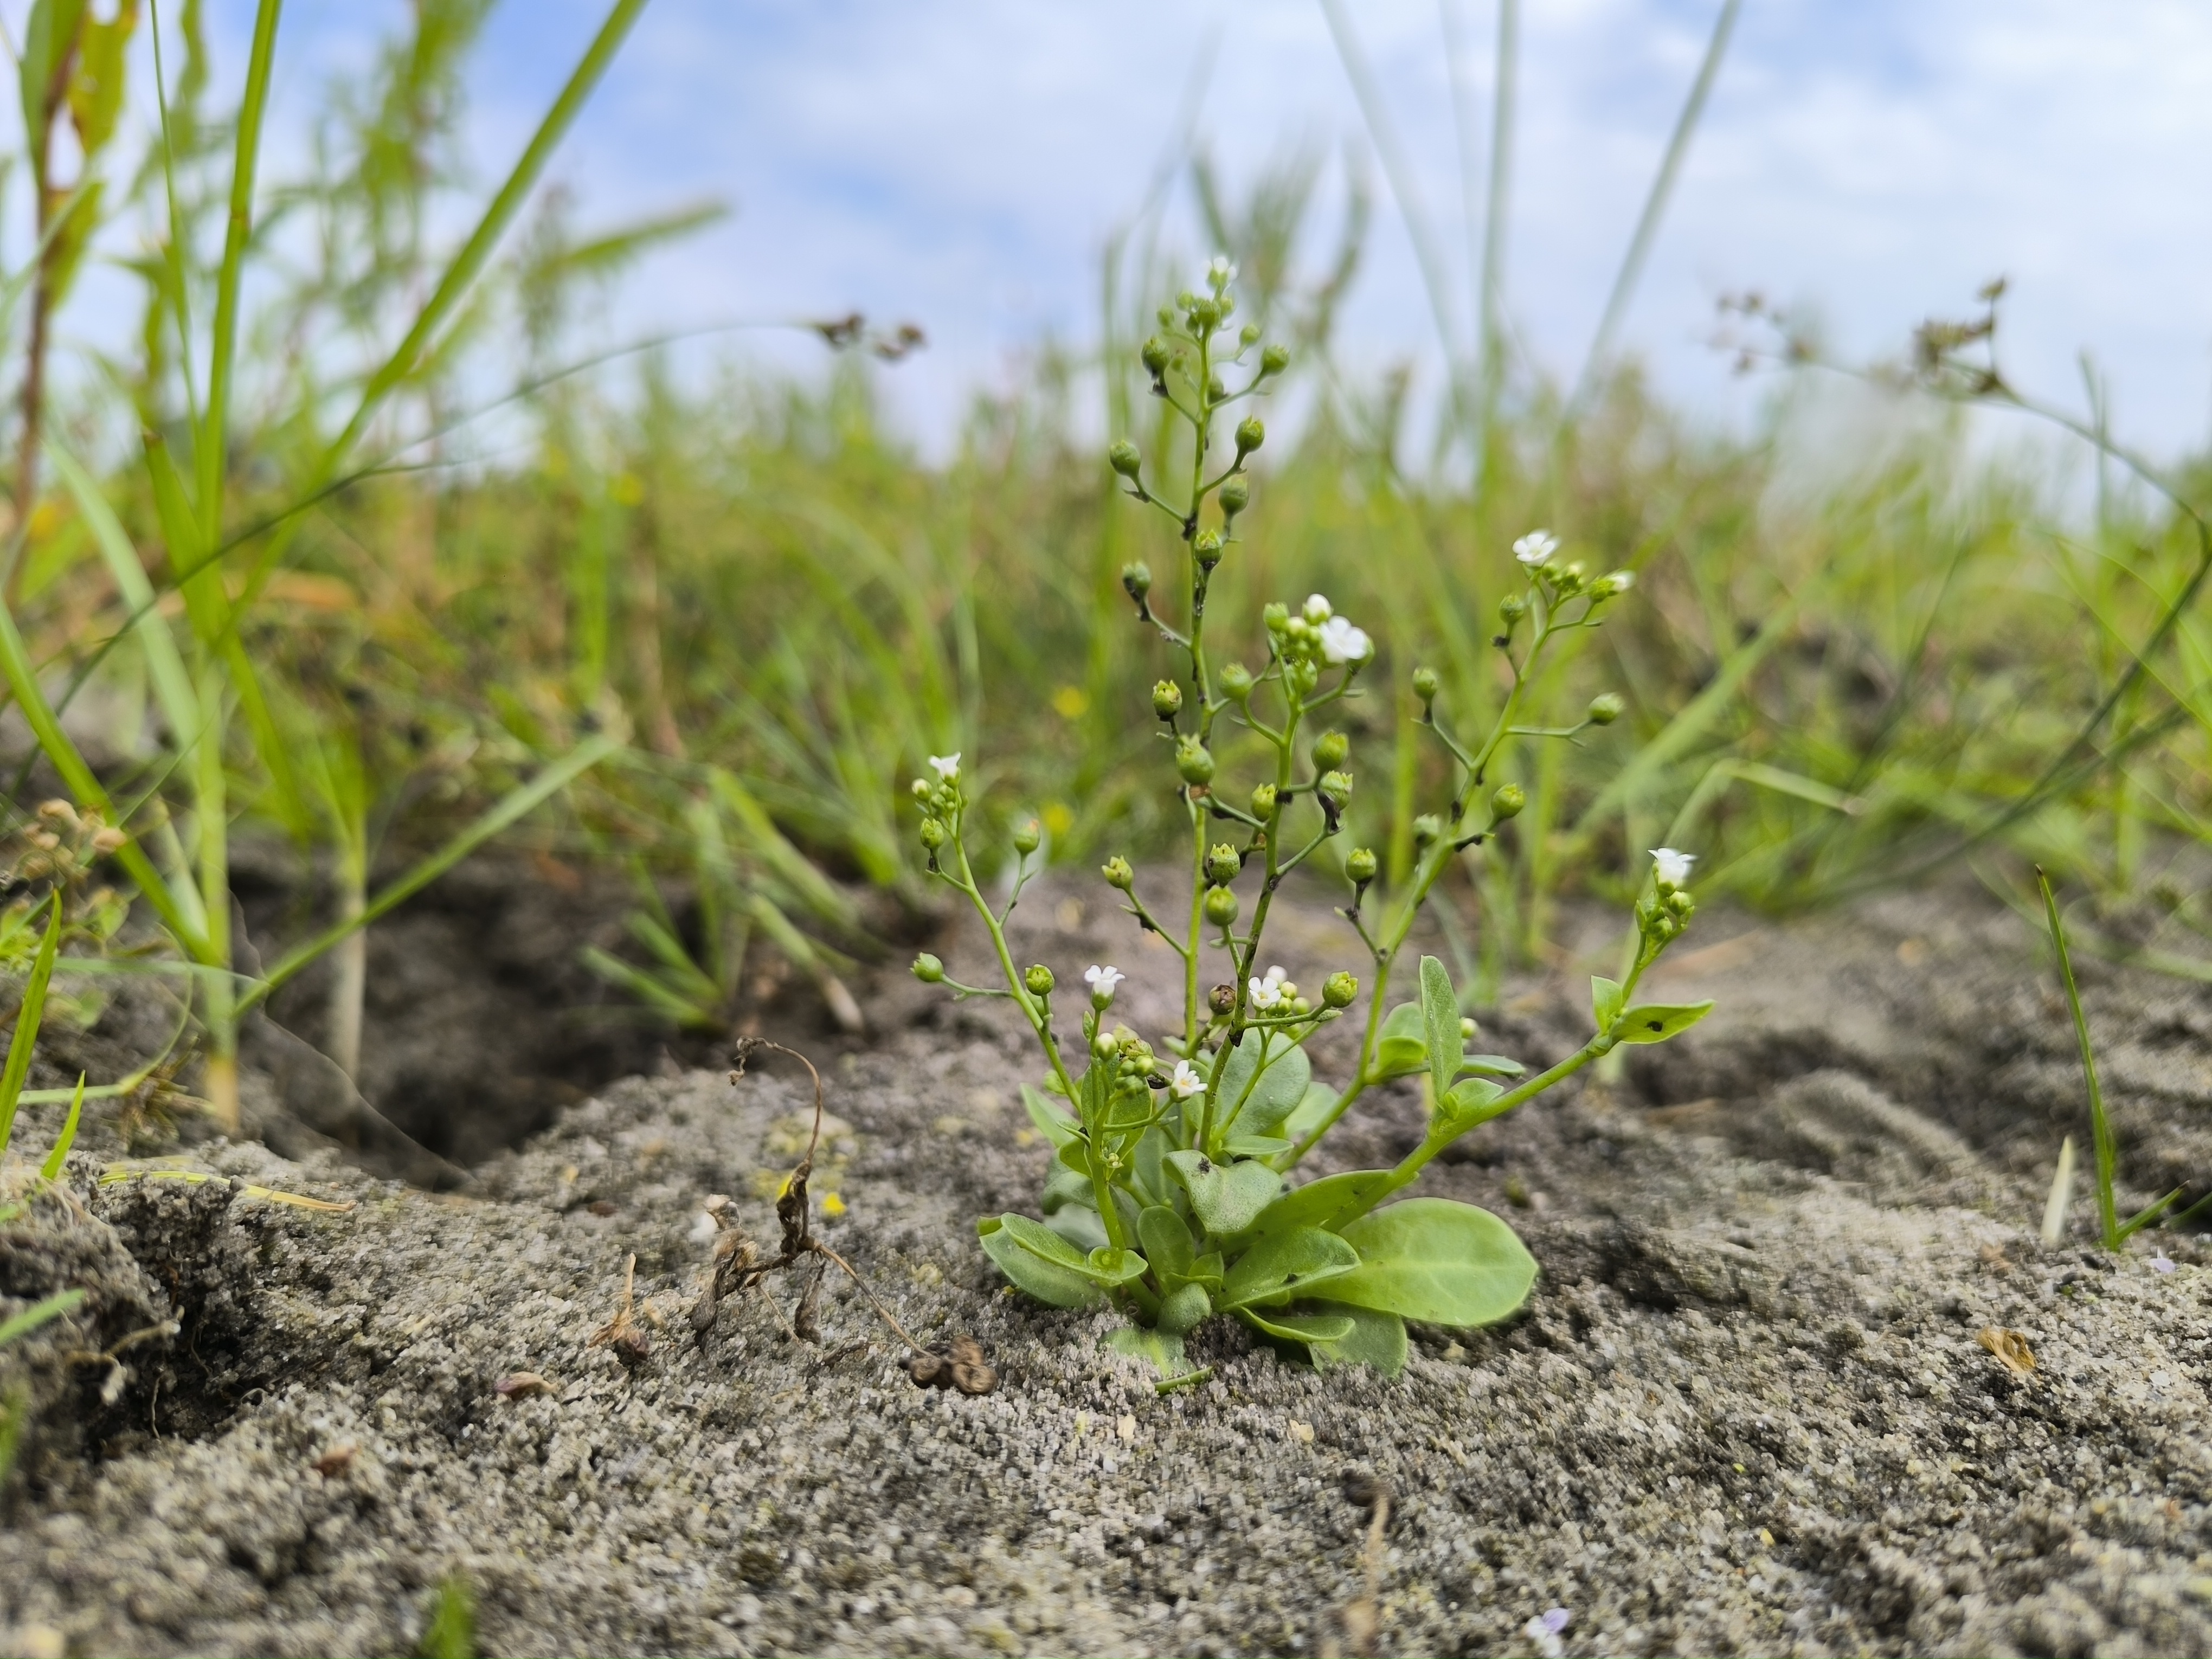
[92,2,2212,458]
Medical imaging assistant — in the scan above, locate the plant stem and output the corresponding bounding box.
[2039,867,2119,1250]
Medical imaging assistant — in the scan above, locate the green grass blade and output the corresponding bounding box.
[330,0,651,464]
[2039,867,2120,1251]
[0,1288,86,1350]
[0,895,62,1159]
[242,734,620,1008]
[39,1072,85,1180]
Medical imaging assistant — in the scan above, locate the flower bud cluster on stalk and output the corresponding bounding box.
[896,259,1713,1386]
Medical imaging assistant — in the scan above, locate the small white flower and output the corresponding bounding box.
[1249,974,1285,1011]
[1207,255,1238,286]
[1513,529,1560,567]
[687,1209,719,1246]
[1084,964,1124,999]
[1169,1060,1204,1098]
[1318,615,1373,666]
[927,753,961,780]
[1303,593,1334,623]
[1605,568,1635,593]
[1649,846,1696,888]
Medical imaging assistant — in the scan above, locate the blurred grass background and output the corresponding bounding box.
[3,0,2211,1092]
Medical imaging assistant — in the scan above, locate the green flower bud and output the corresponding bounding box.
[1101,855,1135,891]
[1108,439,1142,478]
[1667,889,1696,918]
[1239,323,1262,346]
[1193,527,1226,569]
[1204,886,1240,927]
[1345,847,1378,885]
[1261,342,1291,376]
[1219,473,1250,515]
[1176,737,1216,786]
[1490,783,1526,821]
[1140,336,1171,375]
[1323,970,1358,1009]
[1012,818,1041,855]
[1412,665,1440,704]
[1587,692,1625,726]
[1557,561,1586,593]
[1234,416,1265,457]
[1189,297,1220,328]
[919,816,948,850]
[1262,601,1290,632]
[1122,561,1153,602]
[1158,1283,1211,1335]
[1219,661,1254,700]
[1499,591,1527,625]
[910,777,933,802]
[1319,770,1354,810]
[1249,782,1278,818]
[1153,679,1185,719]
[1311,730,1349,771]
[1207,375,1227,400]
[911,953,945,984]
[1413,813,1443,846]
[1205,843,1240,886]
[1025,964,1056,998]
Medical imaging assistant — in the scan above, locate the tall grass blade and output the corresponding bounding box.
[0,1288,85,1349]
[2038,866,2120,1250]
[0,895,62,1159]
[38,1073,84,1180]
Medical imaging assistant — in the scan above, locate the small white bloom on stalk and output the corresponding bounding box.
[1303,593,1334,623]
[1207,255,1238,287]
[1513,530,1560,567]
[1084,964,1124,1008]
[1649,846,1696,890]
[1605,568,1635,593]
[1318,615,1373,666]
[1249,965,1295,1011]
[1169,1060,1204,1099]
[927,753,962,781]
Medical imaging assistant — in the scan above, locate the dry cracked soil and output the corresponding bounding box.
[2,869,2210,1657]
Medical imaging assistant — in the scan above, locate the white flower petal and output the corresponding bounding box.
[1649,846,1697,888]
[927,753,962,779]
[1513,530,1560,567]
[1303,593,1334,623]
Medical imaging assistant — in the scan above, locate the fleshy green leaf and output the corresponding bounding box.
[1137,1206,1194,1283]
[1216,1030,1311,1137]
[1134,1126,1172,1205]
[1218,1226,1360,1310]
[1237,1306,1356,1345]
[1308,1302,1408,1377]
[1591,975,1625,1031]
[1084,1247,1150,1288]
[1281,1080,1338,1146]
[1045,1207,1109,1252]
[1439,1076,1504,1128]
[1238,1169,1401,1245]
[996,1211,1090,1268]
[1373,1001,1427,1079]
[1459,1053,1525,1078]
[1223,1134,1292,1159]
[1613,1001,1715,1045]
[1166,1151,1282,1238]
[978,1216,1101,1308]
[1329,1198,1536,1327]
[1021,1082,1079,1148]
[1420,955,1459,1103]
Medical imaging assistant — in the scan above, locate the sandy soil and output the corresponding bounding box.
[2,873,2209,1657]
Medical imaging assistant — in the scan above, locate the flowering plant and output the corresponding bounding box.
[907,261,1711,1383]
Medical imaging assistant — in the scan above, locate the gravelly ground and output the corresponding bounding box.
[2,877,2209,1658]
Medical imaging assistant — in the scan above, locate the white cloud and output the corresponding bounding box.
[125,1,2212,459]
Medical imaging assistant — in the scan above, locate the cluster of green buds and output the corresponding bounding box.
[909,753,965,865]
[1638,846,1699,946]
[1265,593,1374,684]
[1507,529,1637,606]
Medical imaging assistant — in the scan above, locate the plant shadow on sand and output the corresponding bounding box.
[2,865,2209,1657]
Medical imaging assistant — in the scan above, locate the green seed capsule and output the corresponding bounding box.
[1249,782,1278,817]
[1101,856,1135,891]
[1193,528,1225,569]
[1012,819,1041,855]
[1235,416,1265,456]
[911,953,945,984]
[1108,439,1142,478]
[1176,738,1216,786]
[1204,886,1239,927]
[1153,680,1185,719]
[1122,561,1152,601]
[919,817,947,850]
[1587,692,1625,726]
[1319,770,1354,809]
[1261,342,1290,376]
[1219,474,1250,515]
[1025,964,1056,998]
[1219,661,1254,700]
[1413,813,1443,846]
[1491,784,1527,821]
[1412,666,1440,703]
[1311,730,1349,771]
[1345,847,1378,885]
[1205,843,1240,886]
[1141,336,1171,375]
